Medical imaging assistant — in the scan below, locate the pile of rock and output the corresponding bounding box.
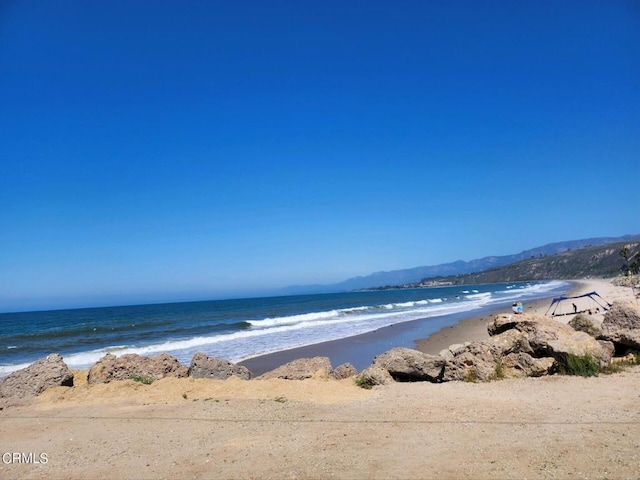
[359,300,640,386]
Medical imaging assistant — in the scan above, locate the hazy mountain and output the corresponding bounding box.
[279,235,640,295]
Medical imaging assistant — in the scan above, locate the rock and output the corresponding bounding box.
[0,354,73,409]
[188,353,252,380]
[501,352,556,378]
[487,314,521,336]
[598,340,616,360]
[372,347,445,382]
[599,302,640,352]
[441,342,503,382]
[256,357,334,380]
[356,365,394,387]
[87,353,188,384]
[490,329,534,356]
[488,313,585,357]
[547,331,612,368]
[488,312,612,370]
[602,302,640,332]
[569,314,603,337]
[333,362,358,379]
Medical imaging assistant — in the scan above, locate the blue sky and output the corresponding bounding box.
[1,1,638,312]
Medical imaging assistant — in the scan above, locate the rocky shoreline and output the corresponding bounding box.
[2,291,639,409]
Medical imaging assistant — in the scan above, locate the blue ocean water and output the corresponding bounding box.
[0,281,569,376]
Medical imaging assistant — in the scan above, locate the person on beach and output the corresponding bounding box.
[573,303,578,313]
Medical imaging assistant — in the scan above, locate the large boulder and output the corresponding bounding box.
[188,353,252,380]
[372,347,445,382]
[599,302,640,352]
[569,314,603,338]
[87,353,188,384]
[602,302,640,331]
[547,331,612,368]
[0,354,73,409]
[488,313,588,357]
[441,342,502,382]
[256,357,334,380]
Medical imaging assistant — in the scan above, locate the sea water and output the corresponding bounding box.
[0,281,569,376]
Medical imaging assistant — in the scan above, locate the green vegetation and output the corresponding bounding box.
[491,358,506,381]
[620,246,640,276]
[601,353,640,375]
[129,374,155,385]
[560,354,600,377]
[463,369,479,383]
[354,375,374,389]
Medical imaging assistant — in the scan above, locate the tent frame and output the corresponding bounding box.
[545,291,612,317]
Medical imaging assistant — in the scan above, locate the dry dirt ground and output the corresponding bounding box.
[2,365,640,480]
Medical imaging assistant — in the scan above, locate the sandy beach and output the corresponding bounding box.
[1,278,639,479]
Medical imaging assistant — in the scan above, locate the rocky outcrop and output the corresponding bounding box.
[360,309,628,385]
[372,347,445,382]
[333,362,358,379]
[599,302,640,352]
[0,354,73,409]
[488,313,611,368]
[188,353,252,380]
[256,357,334,380]
[87,353,188,384]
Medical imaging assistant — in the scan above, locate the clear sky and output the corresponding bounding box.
[1,1,638,312]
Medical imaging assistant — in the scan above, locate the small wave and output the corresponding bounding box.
[249,310,341,328]
[465,292,492,300]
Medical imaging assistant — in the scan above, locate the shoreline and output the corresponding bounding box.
[240,280,577,376]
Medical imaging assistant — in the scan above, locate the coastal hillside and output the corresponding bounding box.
[282,235,640,294]
[414,240,640,286]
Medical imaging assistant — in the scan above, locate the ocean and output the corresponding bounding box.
[0,281,569,377]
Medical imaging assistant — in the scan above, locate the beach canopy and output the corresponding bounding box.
[545,291,612,317]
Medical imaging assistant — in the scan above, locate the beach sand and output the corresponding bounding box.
[1,278,639,479]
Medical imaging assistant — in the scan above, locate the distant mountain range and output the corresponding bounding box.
[398,239,640,288]
[280,235,640,295]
